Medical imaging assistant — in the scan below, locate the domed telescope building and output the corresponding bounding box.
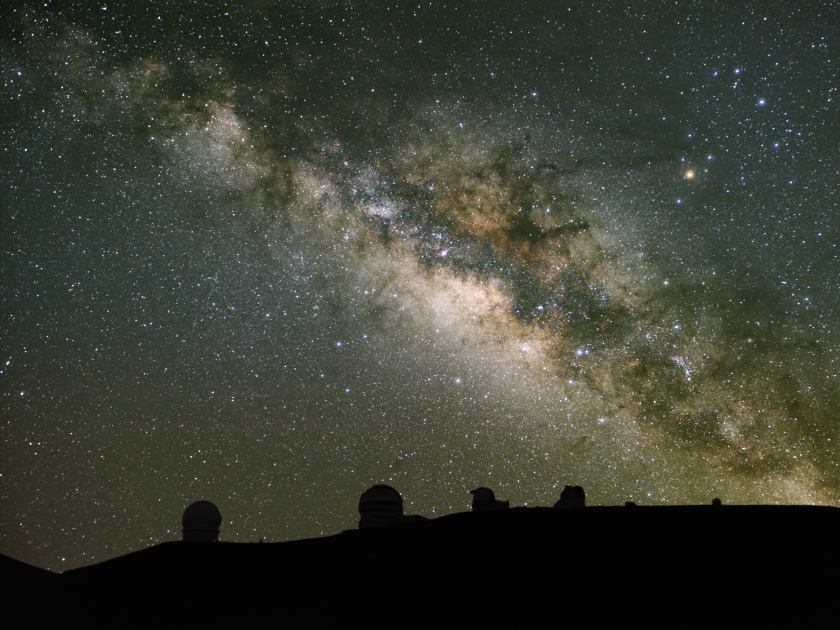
[469,487,510,511]
[358,485,404,529]
[554,485,586,509]
[358,484,429,529]
[182,501,222,542]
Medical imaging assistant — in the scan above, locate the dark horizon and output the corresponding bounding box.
[5,491,839,575]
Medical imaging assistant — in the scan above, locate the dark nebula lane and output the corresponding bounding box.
[2,1,838,571]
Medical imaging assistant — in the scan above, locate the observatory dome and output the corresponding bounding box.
[358,485,404,529]
[182,500,222,542]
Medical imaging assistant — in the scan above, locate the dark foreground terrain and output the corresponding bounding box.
[4,505,838,623]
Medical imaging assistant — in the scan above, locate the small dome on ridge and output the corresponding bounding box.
[182,501,222,542]
[358,485,404,529]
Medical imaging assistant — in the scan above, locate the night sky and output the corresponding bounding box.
[2,1,838,571]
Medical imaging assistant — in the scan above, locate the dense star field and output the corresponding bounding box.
[2,1,838,570]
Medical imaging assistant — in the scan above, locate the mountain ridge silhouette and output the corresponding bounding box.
[5,504,838,623]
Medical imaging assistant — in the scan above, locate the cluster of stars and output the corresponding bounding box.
[2,1,837,573]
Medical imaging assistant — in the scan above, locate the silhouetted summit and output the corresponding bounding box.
[3,486,839,625]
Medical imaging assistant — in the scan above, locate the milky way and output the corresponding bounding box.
[2,1,838,570]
